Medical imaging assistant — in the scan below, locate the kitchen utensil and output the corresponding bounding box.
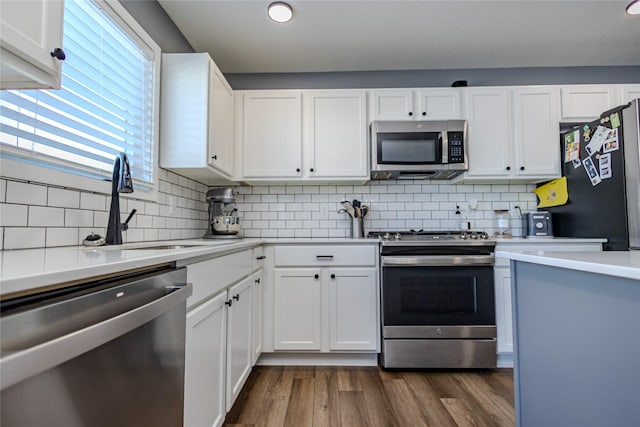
[341,201,355,218]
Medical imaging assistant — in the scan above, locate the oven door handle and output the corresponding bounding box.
[382,255,494,266]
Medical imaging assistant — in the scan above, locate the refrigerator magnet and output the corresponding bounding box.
[599,153,612,179]
[585,125,609,155]
[603,128,619,153]
[610,112,621,128]
[564,129,580,162]
[582,156,602,186]
[572,158,582,168]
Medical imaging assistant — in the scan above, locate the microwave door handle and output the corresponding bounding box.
[441,131,449,164]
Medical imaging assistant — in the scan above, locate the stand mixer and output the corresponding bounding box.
[203,188,242,239]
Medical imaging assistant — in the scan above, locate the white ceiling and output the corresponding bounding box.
[158,0,640,74]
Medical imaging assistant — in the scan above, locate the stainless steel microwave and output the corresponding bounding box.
[370,120,468,180]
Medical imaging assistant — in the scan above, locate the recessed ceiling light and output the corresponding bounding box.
[627,0,640,15]
[268,2,293,23]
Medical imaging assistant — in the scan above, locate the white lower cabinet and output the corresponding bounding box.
[270,245,379,353]
[251,270,264,364]
[184,291,227,427]
[225,276,253,411]
[328,268,378,351]
[182,248,263,426]
[273,268,322,350]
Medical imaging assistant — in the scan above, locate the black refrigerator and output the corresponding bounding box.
[546,98,640,251]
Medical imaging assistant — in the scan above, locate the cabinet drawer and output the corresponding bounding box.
[187,249,254,308]
[274,245,377,267]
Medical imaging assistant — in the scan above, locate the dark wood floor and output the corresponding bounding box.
[224,366,514,427]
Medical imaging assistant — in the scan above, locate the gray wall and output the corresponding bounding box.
[226,66,640,90]
[119,0,193,53]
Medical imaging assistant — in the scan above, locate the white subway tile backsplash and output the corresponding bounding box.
[80,193,106,211]
[0,203,28,226]
[65,209,94,227]
[4,227,45,249]
[47,187,80,209]
[6,181,47,205]
[46,228,79,247]
[29,206,64,227]
[0,179,7,202]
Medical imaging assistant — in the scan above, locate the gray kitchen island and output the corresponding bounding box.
[496,250,640,427]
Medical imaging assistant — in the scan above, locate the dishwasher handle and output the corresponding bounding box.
[0,281,192,390]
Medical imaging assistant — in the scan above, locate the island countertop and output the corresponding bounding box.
[495,249,640,281]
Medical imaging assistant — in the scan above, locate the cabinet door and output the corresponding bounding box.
[184,291,227,427]
[416,88,463,120]
[251,270,264,365]
[242,91,302,178]
[208,61,234,176]
[304,91,368,178]
[512,87,561,178]
[560,85,621,120]
[328,268,378,351]
[0,0,64,89]
[465,88,512,177]
[226,276,253,411]
[370,90,415,120]
[494,267,513,355]
[273,268,322,350]
[622,85,640,103]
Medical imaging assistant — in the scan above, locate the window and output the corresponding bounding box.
[0,0,160,193]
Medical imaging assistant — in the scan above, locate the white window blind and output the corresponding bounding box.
[0,0,156,187]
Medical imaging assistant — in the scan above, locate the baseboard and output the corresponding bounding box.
[497,352,514,368]
[256,352,379,366]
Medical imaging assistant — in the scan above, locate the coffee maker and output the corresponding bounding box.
[203,188,242,239]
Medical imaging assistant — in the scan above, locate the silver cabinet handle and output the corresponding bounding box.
[1,283,192,390]
[316,255,334,260]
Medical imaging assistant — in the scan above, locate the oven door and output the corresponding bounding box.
[381,255,495,338]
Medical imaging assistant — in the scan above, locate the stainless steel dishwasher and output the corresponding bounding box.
[0,266,192,427]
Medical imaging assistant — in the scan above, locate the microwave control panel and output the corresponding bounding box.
[447,131,465,163]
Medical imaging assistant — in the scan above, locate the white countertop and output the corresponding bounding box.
[0,238,378,297]
[496,250,640,281]
[494,237,607,244]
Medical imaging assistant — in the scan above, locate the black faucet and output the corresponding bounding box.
[106,153,135,245]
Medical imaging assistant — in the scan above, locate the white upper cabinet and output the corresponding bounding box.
[304,91,368,179]
[622,85,640,103]
[240,90,368,182]
[0,0,64,89]
[512,87,561,179]
[463,87,512,178]
[560,85,621,120]
[160,53,235,183]
[242,91,303,179]
[370,88,463,120]
[460,86,561,182]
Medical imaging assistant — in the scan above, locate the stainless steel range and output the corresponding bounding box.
[370,230,497,369]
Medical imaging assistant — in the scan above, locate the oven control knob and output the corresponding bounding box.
[394,232,402,240]
[460,231,468,239]
[436,328,443,335]
[470,232,478,239]
[480,232,489,239]
[383,232,391,240]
